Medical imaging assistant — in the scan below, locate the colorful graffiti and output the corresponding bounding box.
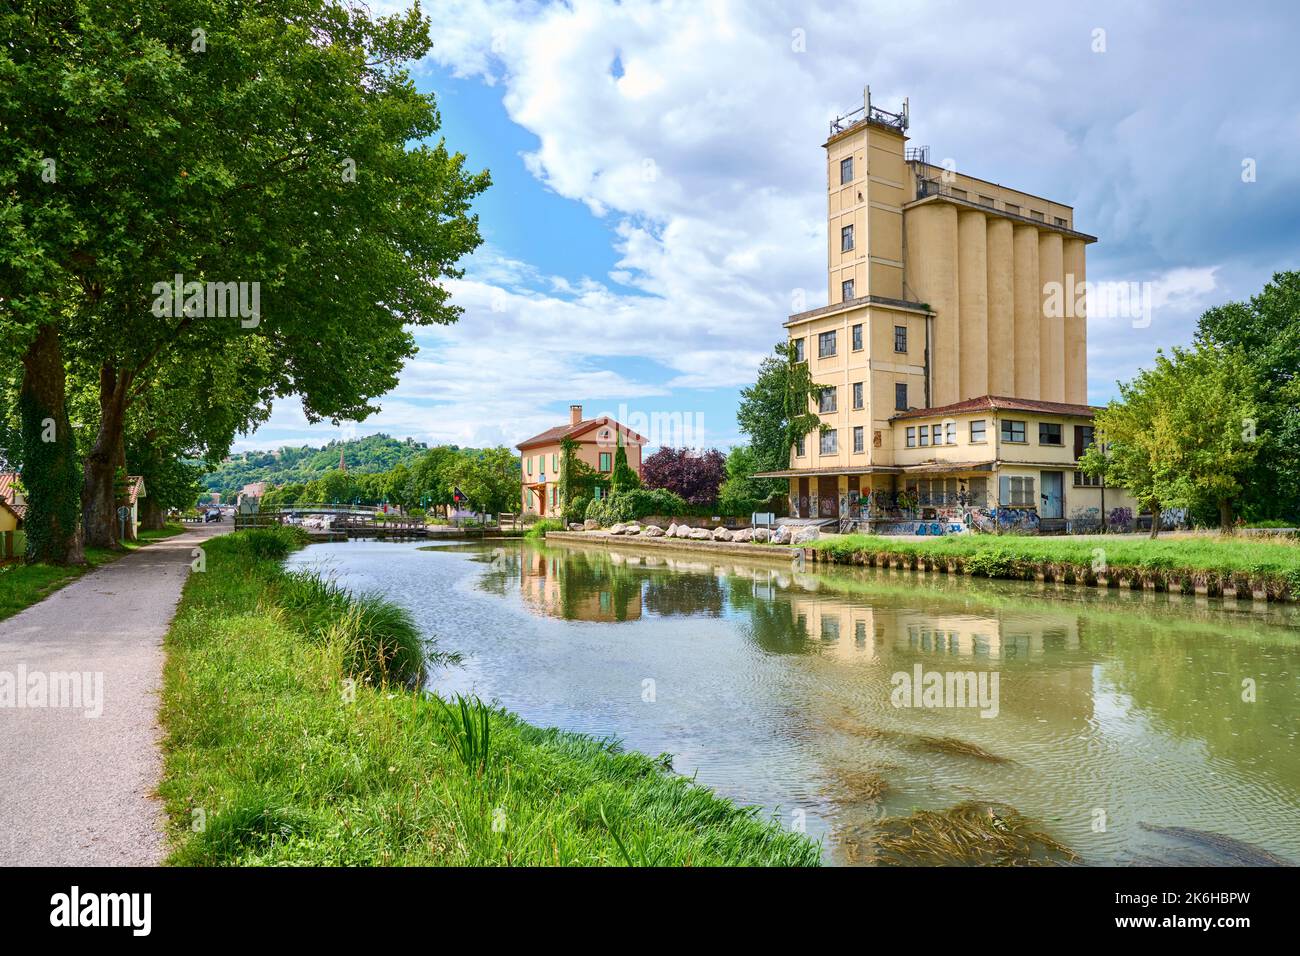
[970,507,1041,534]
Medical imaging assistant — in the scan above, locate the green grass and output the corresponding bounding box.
[524,518,564,539]
[0,522,188,621]
[812,533,1300,593]
[159,528,819,866]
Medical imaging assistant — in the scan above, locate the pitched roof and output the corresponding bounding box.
[0,473,25,518]
[516,417,647,450]
[890,395,1099,421]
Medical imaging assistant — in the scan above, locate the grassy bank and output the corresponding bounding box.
[159,527,819,866]
[0,523,187,622]
[811,533,1300,598]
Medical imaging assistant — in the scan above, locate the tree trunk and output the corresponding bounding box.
[1219,498,1233,532]
[1148,504,1161,539]
[81,364,131,550]
[140,496,166,531]
[18,324,85,564]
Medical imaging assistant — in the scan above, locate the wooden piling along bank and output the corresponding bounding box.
[803,546,1299,603]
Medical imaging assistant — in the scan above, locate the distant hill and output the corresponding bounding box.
[202,433,430,499]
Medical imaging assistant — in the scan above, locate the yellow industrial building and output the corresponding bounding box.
[757,89,1136,533]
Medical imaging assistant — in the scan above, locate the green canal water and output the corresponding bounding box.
[287,537,1300,866]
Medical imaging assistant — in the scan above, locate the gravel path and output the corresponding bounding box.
[0,523,229,866]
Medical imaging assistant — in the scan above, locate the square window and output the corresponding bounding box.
[1055,216,1067,227]
[970,419,987,443]
[818,330,837,358]
[852,382,863,409]
[852,323,862,350]
[906,426,917,448]
[819,387,837,414]
[1001,419,1027,443]
[853,426,864,453]
[1030,209,1044,222]
[1039,422,1063,445]
[840,156,853,184]
[841,224,854,252]
[820,430,838,455]
[842,279,855,302]
[894,325,907,353]
[980,194,996,207]
[895,383,908,411]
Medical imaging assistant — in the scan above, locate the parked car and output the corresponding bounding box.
[203,509,222,523]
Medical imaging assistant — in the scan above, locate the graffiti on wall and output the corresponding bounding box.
[970,507,1041,533]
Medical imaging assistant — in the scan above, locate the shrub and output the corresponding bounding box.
[604,488,688,523]
[525,518,564,538]
[584,497,613,526]
[563,495,588,526]
[233,526,311,560]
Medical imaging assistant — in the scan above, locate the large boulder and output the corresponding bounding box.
[608,522,627,535]
[643,524,665,537]
[666,522,678,537]
[712,526,734,542]
[769,525,790,545]
[791,526,821,545]
[751,527,770,543]
[624,523,642,535]
[583,519,600,531]
[732,527,753,542]
[674,524,693,539]
[688,528,711,540]
[568,522,584,531]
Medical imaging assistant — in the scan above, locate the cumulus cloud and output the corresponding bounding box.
[235,0,1300,450]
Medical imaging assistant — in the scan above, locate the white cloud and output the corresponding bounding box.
[236,0,1300,452]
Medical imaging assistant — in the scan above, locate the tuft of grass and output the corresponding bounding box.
[436,693,493,777]
[912,735,1010,763]
[525,518,564,539]
[159,529,820,866]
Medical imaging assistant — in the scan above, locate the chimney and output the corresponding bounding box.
[569,404,582,425]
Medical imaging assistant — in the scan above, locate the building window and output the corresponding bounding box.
[840,156,853,184]
[906,426,917,448]
[1005,203,1020,215]
[946,421,956,445]
[793,337,805,362]
[820,430,838,455]
[1074,424,1096,459]
[852,382,863,409]
[526,456,532,475]
[894,325,907,352]
[819,387,837,414]
[795,435,806,457]
[1001,419,1027,443]
[930,423,942,446]
[918,425,930,447]
[552,453,559,471]
[970,419,987,443]
[818,330,837,358]
[980,194,996,207]
[1039,422,1063,445]
[1000,475,1036,507]
[853,426,864,453]
[1030,210,1044,222]
[599,452,612,472]
[593,485,603,500]
[895,383,908,411]
[537,455,545,476]
[551,486,558,507]
[1074,470,1101,487]
[842,279,855,302]
[841,224,854,252]
[951,187,967,199]
[852,323,862,350]
[1054,216,1067,227]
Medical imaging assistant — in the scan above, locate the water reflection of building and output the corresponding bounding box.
[782,592,1080,662]
[519,547,644,622]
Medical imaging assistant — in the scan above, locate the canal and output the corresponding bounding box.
[286,536,1300,866]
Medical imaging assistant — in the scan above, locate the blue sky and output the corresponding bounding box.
[234,0,1300,455]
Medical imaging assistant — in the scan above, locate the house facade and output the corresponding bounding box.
[755,89,1136,531]
[516,405,646,517]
